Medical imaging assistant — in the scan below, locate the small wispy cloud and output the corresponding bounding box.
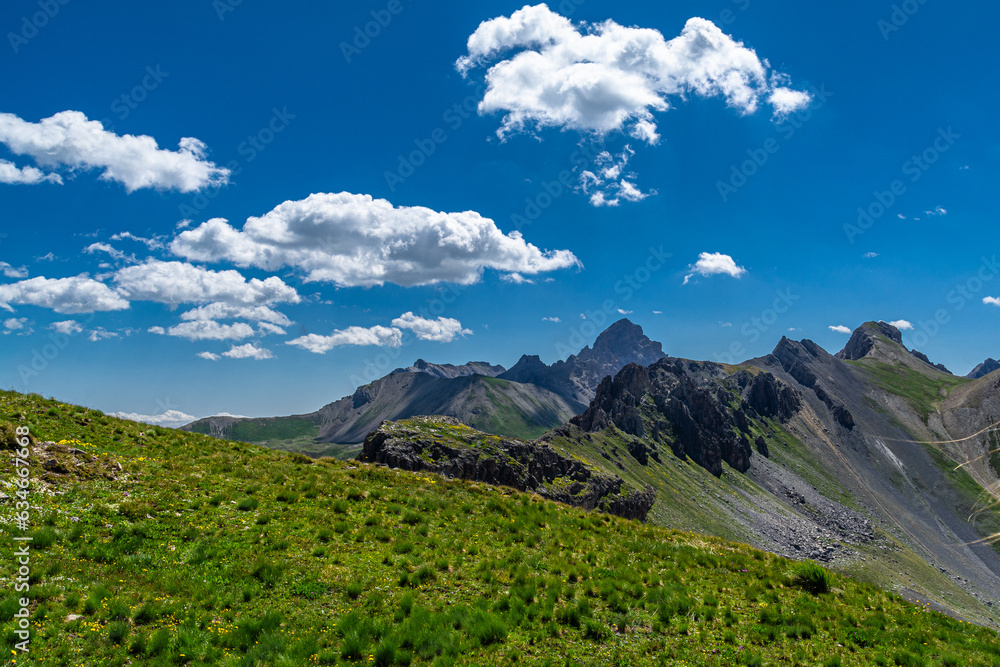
[863,252,879,259]
[829,325,852,334]
[984,297,1000,308]
[924,206,947,217]
[541,316,561,323]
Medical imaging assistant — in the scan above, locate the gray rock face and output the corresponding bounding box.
[836,321,903,361]
[358,416,656,521]
[967,358,1000,379]
[571,358,801,477]
[499,319,666,405]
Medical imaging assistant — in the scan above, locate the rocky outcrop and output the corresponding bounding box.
[968,359,1000,380]
[910,350,952,375]
[571,358,801,477]
[772,338,855,430]
[835,321,903,361]
[359,417,656,521]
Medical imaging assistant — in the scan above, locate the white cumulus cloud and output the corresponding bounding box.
[984,297,1000,307]
[0,158,61,185]
[887,319,913,330]
[683,252,747,284]
[222,343,274,360]
[114,260,299,307]
[171,193,580,287]
[149,320,255,342]
[197,351,220,361]
[0,262,28,279]
[0,275,130,314]
[286,325,403,354]
[0,110,229,192]
[3,317,28,331]
[829,325,852,334]
[50,320,84,335]
[391,312,473,343]
[179,302,292,326]
[112,410,197,429]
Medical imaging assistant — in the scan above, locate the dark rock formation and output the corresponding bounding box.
[968,359,1000,380]
[571,358,801,477]
[359,417,656,521]
[836,321,903,361]
[772,338,855,430]
[910,350,952,375]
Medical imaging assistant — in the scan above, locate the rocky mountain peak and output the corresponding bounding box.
[968,358,1000,379]
[835,321,904,361]
[585,319,665,365]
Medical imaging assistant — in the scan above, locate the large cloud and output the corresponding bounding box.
[392,312,473,342]
[114,260,299,307]
[286,325,404,354]
[0,110,229,192]
[0,275,130,314]
[457,6,811,205]
[171,192,581,287]
[458,7,811,139]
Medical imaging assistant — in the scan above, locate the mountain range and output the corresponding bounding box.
[183,319,665,456]
[357,319,1000,626]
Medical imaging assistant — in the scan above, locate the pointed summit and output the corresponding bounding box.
[968,358,1000,379]
[835,321,904,361]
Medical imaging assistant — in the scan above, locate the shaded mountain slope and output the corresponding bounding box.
[185,372,581,456]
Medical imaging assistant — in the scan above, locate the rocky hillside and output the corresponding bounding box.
[361,322,1000,626]
[184,373,580,457]
[358,416,655,520]
[7,391,1000,665]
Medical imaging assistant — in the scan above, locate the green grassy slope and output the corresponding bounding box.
[3,391,1000,666]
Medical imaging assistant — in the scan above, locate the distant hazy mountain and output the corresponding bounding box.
[968,358,1000,379]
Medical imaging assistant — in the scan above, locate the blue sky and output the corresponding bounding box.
[1,0,998,425]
